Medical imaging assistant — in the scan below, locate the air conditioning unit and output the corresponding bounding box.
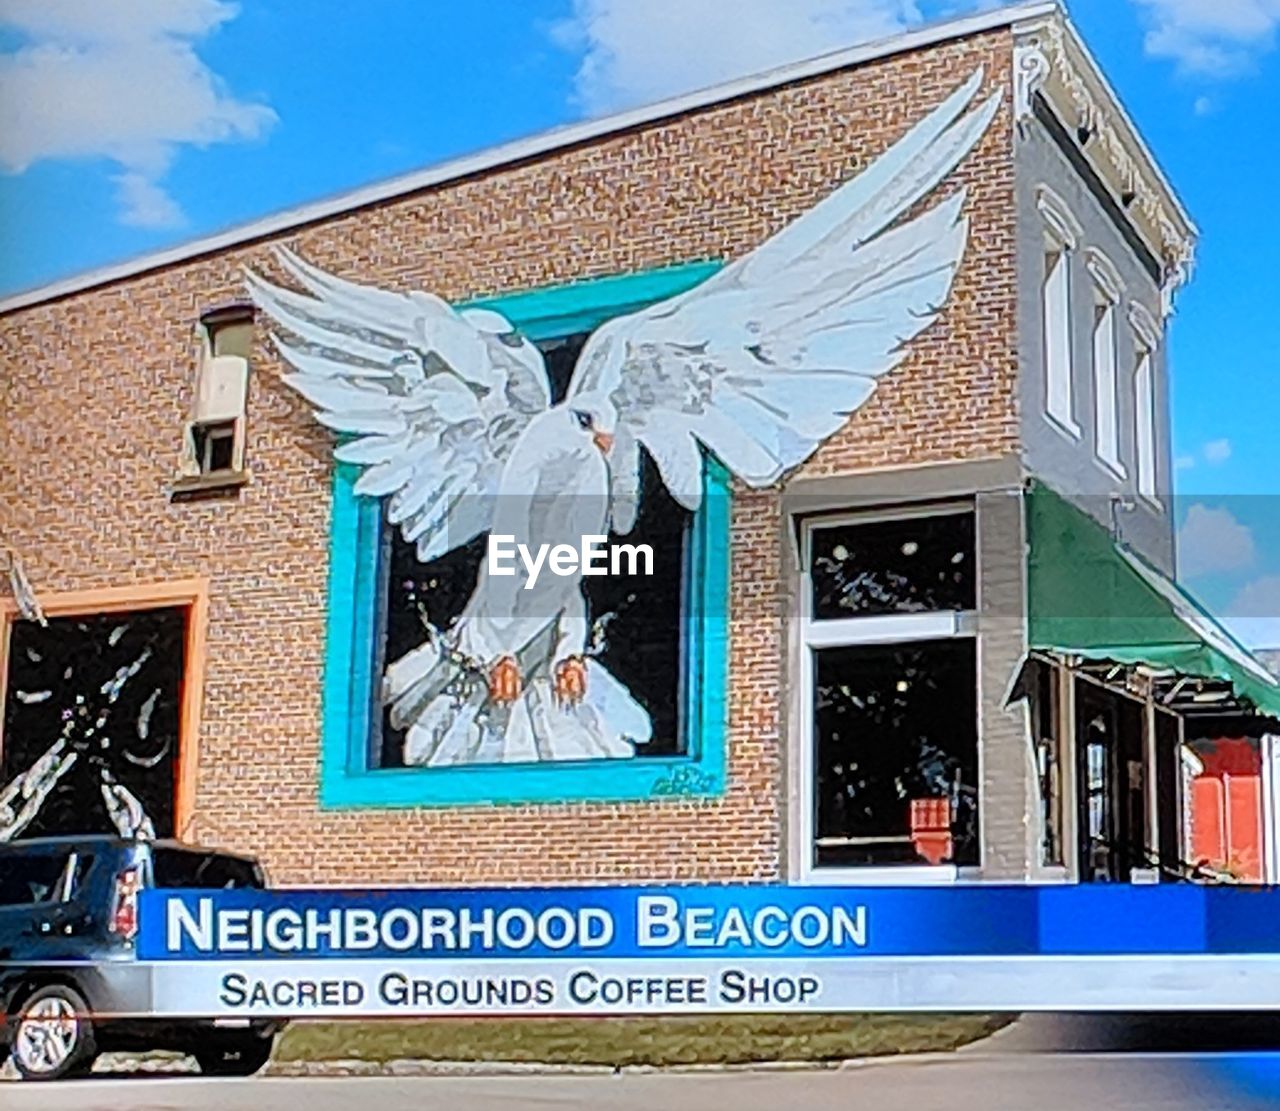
[194,354,248,424]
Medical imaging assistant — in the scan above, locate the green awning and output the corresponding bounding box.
[1027,482,1280,720]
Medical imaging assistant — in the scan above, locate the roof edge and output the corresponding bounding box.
[0,1,1057,316]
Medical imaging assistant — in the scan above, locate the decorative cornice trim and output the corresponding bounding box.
[1013,11,1197,317]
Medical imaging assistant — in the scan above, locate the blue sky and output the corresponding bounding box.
[1,0,1277,644]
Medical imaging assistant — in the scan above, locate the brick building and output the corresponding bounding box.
[2,1,1277,886]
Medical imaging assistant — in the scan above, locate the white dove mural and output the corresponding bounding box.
[247,70,999,768]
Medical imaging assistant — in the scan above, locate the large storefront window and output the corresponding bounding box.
[800,508,979,877]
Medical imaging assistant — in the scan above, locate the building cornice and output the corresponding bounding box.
[1013,10,1197,317]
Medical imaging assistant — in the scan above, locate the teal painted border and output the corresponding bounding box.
[319,260,731,809]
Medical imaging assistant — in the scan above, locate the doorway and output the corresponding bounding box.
[1076,680,1147,882]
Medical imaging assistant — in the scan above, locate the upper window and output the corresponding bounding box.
[176,304,253,490]
[1088,251,1124,476]
[1129,303,1162,503]
[800,507,979,878]
[1037,186,1082,436]
[809,512,975,619]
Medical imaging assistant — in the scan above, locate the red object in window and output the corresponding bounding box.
[910,798,953,866]
[1187,739,1264,882]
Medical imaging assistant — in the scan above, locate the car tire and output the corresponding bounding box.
[9,983,97,1082]
[195,1032,275,1077]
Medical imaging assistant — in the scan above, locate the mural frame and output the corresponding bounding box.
[319,260,732,809]
[0,578,210,836]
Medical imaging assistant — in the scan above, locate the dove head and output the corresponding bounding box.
[564,394,617,456]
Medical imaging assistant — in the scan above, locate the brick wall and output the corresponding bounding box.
[0,30,1019,884]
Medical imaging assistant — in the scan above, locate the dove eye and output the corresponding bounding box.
[572,410,593,430]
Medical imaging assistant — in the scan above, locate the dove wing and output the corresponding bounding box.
[567,69,999,523]
[247,247,553,561]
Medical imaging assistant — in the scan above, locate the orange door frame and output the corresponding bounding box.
[0,578,210,836]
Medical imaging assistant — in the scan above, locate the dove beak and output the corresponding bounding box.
[592,430,615,455]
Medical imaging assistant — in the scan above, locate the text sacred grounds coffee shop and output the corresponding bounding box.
[2,2,1277,888]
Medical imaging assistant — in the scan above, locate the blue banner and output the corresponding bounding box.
[136,884,1280,962]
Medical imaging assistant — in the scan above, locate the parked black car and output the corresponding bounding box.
[0,835,283,1081]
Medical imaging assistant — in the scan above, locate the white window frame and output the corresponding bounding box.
[794,502,979,886]
[1129,301,1162,507]
[1087,250,1125,477]
[1037,186,1083,439]
[181,307,253,480]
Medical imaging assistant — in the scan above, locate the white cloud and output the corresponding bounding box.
[113,171,186,229]
[1133,0,1280,76]
[1225,575,1280,649]
[0,0,275,226]
[1175,453,1197,471]
[1194,94,1215,114]
[552,0,925,116]
[1178,503,1257,577]
[1203,437,1233,464]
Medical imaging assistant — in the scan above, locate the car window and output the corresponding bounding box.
[0,851,70,907]
[152,849,262,889]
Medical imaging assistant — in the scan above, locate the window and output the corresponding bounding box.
[1130,303,1161,503]
[1088,252,1124,475]
[0,851,69,907]
[192,420,236,473]
[800,508,979,878]
[1037,186,1082,436]
[177,304,253,487]
[152,849,264,889]
[1043,246,1074,431]
[1029,658,1066,868]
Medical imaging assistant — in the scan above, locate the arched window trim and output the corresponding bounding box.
[1085,248,1124,304]
[1036,184,1083,251]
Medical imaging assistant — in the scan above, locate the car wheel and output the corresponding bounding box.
[10,983,97,1081]
[195,1032,275,1077]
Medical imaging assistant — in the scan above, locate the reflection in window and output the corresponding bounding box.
[0,852,68,907]
[1031,659,1065,868]
[812,639,979,868]
[809,513,975,619]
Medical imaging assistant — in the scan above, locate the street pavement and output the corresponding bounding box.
[6,1015,1280,1109]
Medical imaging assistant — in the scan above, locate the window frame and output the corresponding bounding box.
[318,261,732,808]
[172,303,254,496]
[1129,301,1162,508]
[1037,185,1083,439]
[1087,250,1125,478]
[795,501,980,886]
